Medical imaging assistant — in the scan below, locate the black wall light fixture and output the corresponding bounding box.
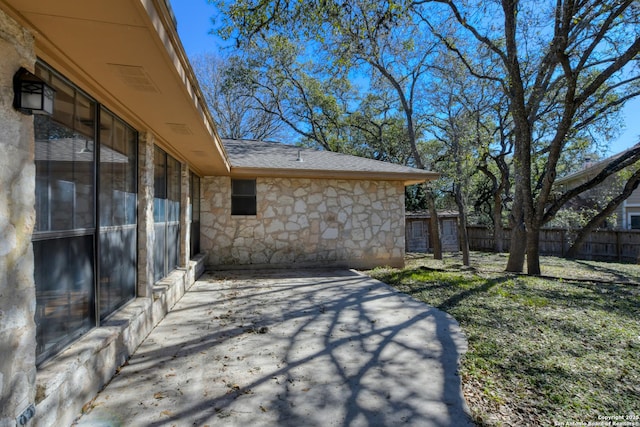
[13,67,55,116]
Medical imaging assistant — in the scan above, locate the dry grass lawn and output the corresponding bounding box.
[367,252,640,426]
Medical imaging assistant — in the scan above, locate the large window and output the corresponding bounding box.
[231,179,257,215]
[33,62,138,364]
[98,108,137,319]
[33,65,97,363]
[190,173,201,257]
[154,147,181,281]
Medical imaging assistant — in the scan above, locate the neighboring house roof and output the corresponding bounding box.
[223,139,438,185]
[555,143,640,189]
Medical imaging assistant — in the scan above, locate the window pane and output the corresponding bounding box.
[167,223,180,271]
[232,196,257,216]
[98,107,137,319]
[192,175,200,221]
[35,235,95,364]
[154,147,167,199]
[99,112,115,226]
[34,104,95,232]
[99,227,136,319]
[99,108,137,227]
[631,216,640,230]
[232,179,256,196]
[231,179,256,215]
[154,198,166,223]
[33,62,97,365]
[153,148,180,280]
[167,156,180,222]
[51,75,75,130]
[154,223,166,282]
[75,92,94,139]
[126,127,137,195]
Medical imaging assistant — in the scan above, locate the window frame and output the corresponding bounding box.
[153,147,181,282]
[231,178,257,216]
[33,61,140,364]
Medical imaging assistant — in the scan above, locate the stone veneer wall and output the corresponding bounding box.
[0,8,37,427]
[201,177,406,269]
[0,7,210,426]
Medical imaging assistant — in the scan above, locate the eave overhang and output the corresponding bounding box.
[230,167,439,186]
[0,0,230,176]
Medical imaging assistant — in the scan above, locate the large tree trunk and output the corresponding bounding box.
[506,117,537,273]
[526,226,541,275]
[455,185,470,266]
[503,0,533,273]
[506,215,526,271]
[427,188,442,260]
[493,192,504,253]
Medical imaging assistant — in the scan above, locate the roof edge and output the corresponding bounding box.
[229,166,439,185]
[143,0,231,173]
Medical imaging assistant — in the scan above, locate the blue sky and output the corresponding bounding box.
[169,0,639,156]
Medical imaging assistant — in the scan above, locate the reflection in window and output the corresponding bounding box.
[34,236,94,362]
[33,62,139,364]
[153,147,181,282]
[33,64,96,364]
[99,107,137,319]
[34,97,95,232]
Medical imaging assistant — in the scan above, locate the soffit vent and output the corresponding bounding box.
[107,64,160,93]
[166,122,193,135]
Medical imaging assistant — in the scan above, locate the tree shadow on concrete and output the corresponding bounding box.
[76,269,473,427]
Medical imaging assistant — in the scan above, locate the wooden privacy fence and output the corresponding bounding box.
[467,225,640,263]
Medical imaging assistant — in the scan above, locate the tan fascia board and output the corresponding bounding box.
[6,0,230,177]
[139,0,231,173]
[229,167,439,186]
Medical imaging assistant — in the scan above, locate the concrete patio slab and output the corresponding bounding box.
[73,269,473,427]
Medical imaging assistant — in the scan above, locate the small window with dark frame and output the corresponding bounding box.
[231,179,257,215]
[631,215,640,230]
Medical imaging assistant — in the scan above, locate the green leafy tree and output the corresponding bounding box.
[213,0,445,257]
[414,0,640,273]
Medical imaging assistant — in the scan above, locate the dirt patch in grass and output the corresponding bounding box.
[368,252,640,426]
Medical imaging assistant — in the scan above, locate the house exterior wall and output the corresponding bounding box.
[201,177,406,269]
[556,162,640,230]
[627,188,640,206]
[0,10,208,426]
[626,205,640,229]
[0,9,38,426]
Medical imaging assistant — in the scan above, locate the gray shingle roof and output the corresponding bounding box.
[222,139,437,183]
